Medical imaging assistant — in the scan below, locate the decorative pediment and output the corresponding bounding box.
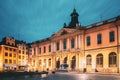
[51,28,76,38]
[61,30,68,35]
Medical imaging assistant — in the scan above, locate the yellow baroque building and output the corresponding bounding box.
[0,37,28,72]
[28,9,120,73]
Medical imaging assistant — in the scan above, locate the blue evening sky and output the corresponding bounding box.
[0,0,120,43]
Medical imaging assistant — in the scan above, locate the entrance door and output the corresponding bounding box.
[56,60,60,70]
[71,56,76,70]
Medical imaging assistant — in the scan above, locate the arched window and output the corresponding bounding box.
[109,52,117,67]
[86,55,91,65]
[71,56,76,70]
[64,57,67,64]
[48,58,51,66]
[96,54,103,67]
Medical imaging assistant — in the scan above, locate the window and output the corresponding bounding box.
[39,60,42,66]
[97,34,102,44]
[9,59,12,63]
[19,50,21,53]
[71,39,75,48]
[13,49,16,52]
[56,42,60,50]
[9,53,12,57]
[13,60,16,64]
[63,39,67,49]
[39,48,41,54]
[96,54,103,67]
[12,43,14,46]
[49,58,51,66]
[44,46,46,53]
[9,48,12,51]
[109,31,115,42]
[64,57,67,64]
[19,55,21,59]
[22,56,24,59]
[5,59,8,63]
[49,45,51,52]
[86,36,90,46]
[5,52,8,56]
[5,47,8,50]
[86,55,91,65]
[109,52,117,67]
[23,51,24,54]
[13,54,16,57]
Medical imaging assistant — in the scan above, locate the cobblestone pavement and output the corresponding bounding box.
[42,72,120,80]
[1,72,120,80]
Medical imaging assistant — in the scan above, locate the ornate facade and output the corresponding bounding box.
[28,9,120,73]
[0,9,120,73]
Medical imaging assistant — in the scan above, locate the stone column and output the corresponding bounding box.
[46,59,48,69]
[54,42,56,52]
[75,35,77,49]
[67,38,70,50]
[76,53,79,70]
[92,55,96,72]
[60,40,62,51]
[78,35,80,49]
[103,53,108,71]
[51,42,53,52]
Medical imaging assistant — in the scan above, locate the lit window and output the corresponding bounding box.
[5,52,8,56]
[109,52,117,67]
[96,54,103,67]
[86,55,91,65]
[9,53,12,57]
[9,59,12,63]
[49,58,51,66]
[13,54,16,57]
[5,59,8,63]
[13,60,16,64]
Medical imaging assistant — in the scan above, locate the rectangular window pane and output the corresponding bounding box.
[97,34,102,44]
[87,36,90,46]
[63,40,67,49]
[71,39,74,48]
[109,31,115,42]
[56,42,59,50]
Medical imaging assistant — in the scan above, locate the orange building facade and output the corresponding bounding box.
[28,9,120,73]
[0,37,28,72]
